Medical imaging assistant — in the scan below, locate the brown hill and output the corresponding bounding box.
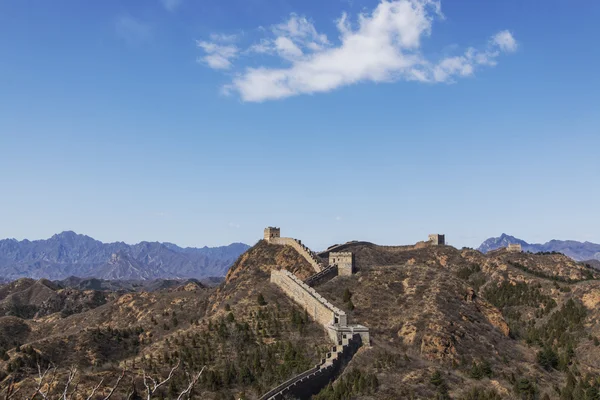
[2,240,600,399]
[313,242,600,399]
[0,278,111,319]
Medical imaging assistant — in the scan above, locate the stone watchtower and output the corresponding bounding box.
[264,227,281,243]
[329,252,355,276]
[507,243,522,252]
[428,234,445,246]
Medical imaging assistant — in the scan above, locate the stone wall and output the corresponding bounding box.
[270,237,323,273]
[271,269,347,327]
[259,333,362,400]
[305,264,338,287]
[507,243,522,252]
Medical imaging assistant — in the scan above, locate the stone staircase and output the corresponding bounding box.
[258,333,362,400]
[305,264,338,287]
[263,228,370,399]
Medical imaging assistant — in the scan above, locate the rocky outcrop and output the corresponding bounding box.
[475,299,510,337]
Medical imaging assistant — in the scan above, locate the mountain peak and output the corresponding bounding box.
[477,235,600,261]
[477,234,528,253]
[0,232,251,281]
[53,230,77,238]
[52,231,91,241]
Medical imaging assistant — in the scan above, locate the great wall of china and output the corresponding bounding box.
[259,227,370,400]
[259,227,453,398]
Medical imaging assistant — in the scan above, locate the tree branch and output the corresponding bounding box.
[176,366,205,400]
[84,378,104,400]
[101,369,126,400]
[61,367,77,400]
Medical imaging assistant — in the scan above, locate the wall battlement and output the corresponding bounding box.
[264,227,281,241]
[305,264,338,287]
[269,236,323,273]
[507,243,522,252]
[263,228,370,400]
[259,333,362,400]
[271,269,347,327]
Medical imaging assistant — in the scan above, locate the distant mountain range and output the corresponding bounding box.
[477,233,600,261]
[0,231,250,281]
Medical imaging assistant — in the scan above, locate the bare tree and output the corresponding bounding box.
[176,366,205,400]
[9,360,203,400]
[32,363,57,400]
[141,359,180,400]
[139,360,206,400]
[61,366,78,400]
[98,369,126,400]
[2,377,21,400]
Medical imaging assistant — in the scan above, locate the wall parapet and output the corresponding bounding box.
[269,237,323,273]
[305,264,338,287]
[259,333,362,400]
[271,269,346,327]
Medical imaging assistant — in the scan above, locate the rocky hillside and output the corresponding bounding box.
[0,241,328,399]
[0,231,250,281]
[314,242,600,399]
[478,233,600,261]
[2,239,600,399]
[0,278,113,319]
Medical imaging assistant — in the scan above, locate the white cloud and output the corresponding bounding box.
[198,0,518,101]
[248,39,273,54]
[273,14,329,47]
[161,0,182,12]
[244,14,329,58]
[492,30,518,52]
[275,37,304,60]
[115,15,152,45]
[197,41,239,70]
[210,33,239,43]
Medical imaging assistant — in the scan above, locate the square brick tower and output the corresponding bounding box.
[428,234,445,246]
[264,227,281,242]
[507,243,522,252]
[329,252,354,276]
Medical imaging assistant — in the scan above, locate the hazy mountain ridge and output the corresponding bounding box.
[4,240,600,398]
[0,231,249,281]
[478,233,600,261]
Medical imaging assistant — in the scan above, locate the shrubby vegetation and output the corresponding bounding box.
[458,387,503,400]
[469,360,493,380]
[456,264,487,291]
[342,288,355,311]
[484,281,556,314]
[508,261,594,283]
[526,299,587,371]
[313,369,378,400]
[148,307,317,396]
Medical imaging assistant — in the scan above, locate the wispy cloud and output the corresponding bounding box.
[115,15,152,45]
[197,0,518,102]
[197,34,240,70]
[228,222,241,229]
[197,42,239,70]
[161,0,183,12]
[492,30,518,52]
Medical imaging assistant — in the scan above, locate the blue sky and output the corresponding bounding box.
[0,0,599,250]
